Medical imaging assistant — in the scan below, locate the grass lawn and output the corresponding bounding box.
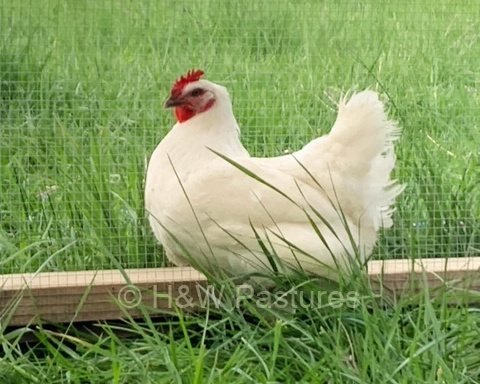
[1,0,479,382]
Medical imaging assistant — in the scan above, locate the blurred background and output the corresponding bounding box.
[1,0,479,274]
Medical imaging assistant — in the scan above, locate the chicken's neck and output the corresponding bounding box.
[171,103,248,158]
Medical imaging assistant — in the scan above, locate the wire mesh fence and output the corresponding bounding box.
[1,0,479,275]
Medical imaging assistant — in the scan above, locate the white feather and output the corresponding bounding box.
[145,80,405,277]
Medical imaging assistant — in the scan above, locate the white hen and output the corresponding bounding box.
[145,70,404,278]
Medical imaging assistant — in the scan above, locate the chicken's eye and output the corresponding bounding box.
[190,88,204,97]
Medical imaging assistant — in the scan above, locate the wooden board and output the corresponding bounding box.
[1,257,480,326]
[0,268,207,326]
[367,257,480,300]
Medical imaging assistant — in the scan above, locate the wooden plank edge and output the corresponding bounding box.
[1,268,208,326]
[1,257,480,326]
[368,257,480,294]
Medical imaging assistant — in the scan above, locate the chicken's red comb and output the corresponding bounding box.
[171,69,205,97]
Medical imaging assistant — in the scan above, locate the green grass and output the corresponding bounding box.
[1,0,480,382]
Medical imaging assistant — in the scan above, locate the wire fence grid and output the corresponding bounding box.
[1,0,479,276]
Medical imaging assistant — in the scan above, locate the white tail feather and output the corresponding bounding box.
[328,91,405,230]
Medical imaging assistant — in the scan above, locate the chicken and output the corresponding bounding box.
[145,70,404,278]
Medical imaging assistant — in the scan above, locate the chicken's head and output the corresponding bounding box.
[165,69,217,123]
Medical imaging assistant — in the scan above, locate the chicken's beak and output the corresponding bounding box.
[164,97,183,108]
